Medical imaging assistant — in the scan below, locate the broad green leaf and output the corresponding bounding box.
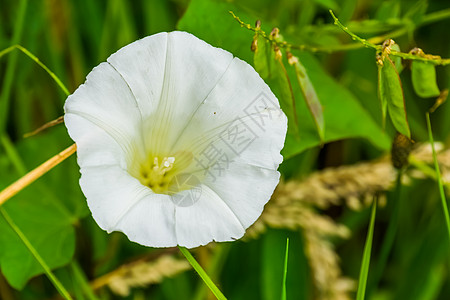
[177,0,255,63]
[379,57,411,138]
[289,55,325,142]
[0,129,86,289]
[411,61,440,98]
[178,0,390,158]
[0,195,75,289]
[270,48,300,136]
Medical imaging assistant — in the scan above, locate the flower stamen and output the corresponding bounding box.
[140,156,176,193]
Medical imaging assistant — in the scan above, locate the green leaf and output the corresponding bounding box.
[378,64,388,128]
[270,49,300,136]
[289,56,325,142]
[0,198,75,289]
[411,61,440,98]
[177,0,255,63]
[0,130,85,289]
[379,57,411,138]
[0,208,73,299]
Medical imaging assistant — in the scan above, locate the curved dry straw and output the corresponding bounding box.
[0,143,77,207]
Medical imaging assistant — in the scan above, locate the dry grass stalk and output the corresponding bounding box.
[0,143,77,207]
[91,254,191,297]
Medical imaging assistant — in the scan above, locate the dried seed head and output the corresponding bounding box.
[270,27,280,39]
[391,132,414,169]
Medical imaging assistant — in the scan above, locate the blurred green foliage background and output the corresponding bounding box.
[1,0,450,299]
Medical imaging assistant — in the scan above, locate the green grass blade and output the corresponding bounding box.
[0,45,70,96]
[356,199,377,300]
[367,172,401,297]
[281,238,289,300]
[0,0,28,134]
[426,112,450,242]
[178,246,227,300]
[0,208,73,300]
[193,244,231,300]
[69,261,99,300]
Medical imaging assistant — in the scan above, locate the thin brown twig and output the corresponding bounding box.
[0,143,77,207]
[23,116,64,138]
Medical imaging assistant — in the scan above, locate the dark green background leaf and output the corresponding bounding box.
[379,57,410,138]
[411,61,441,98]
[0,129,87,289]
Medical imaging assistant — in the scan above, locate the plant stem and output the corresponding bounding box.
[421,8,450,26]
[426,112,450,243]
[0,0,28,134]
[281,238,289,300]
[193,244,231,300]
[0,45,70,96]
[356,198,377,300]
[70,261,99,300]
[0,143,77,207]
[178,246,227,300]
[367,172,402,297]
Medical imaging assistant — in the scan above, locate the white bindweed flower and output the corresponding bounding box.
[64,31,287,248]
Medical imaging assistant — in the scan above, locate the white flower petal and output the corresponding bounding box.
[64,113,126,168]
[64,62,143,156]
[79,165,153,232]
[109,31,234,155]
[174,184,245,248]
[65,31,288,249]
[202,162,281,229]
[173,58,287,170]
[115,194,177,248]
[106,33,168,120]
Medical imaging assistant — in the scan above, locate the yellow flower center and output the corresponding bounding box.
[131,150,198,195]
[140,156,176,193]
